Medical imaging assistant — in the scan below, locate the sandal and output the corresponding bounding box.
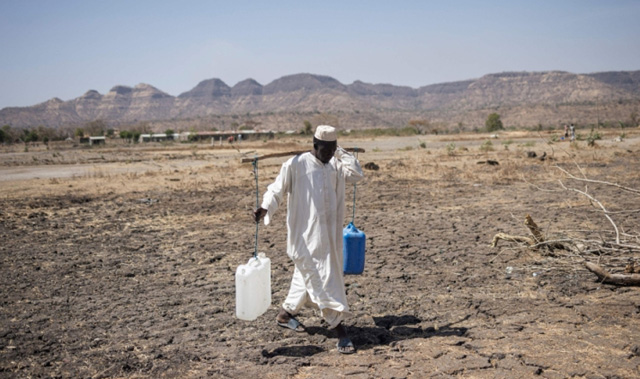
[277,317,305,332]
[337,337,356,354]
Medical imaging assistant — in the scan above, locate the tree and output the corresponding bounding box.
[74,128,85,138]
[120,130,132,140]
[164,129,174,137]
[1,125,21,143]
[85,119,107,136]
[36,125,59,142]
[485,113,504,132]
[408,119,430,134]
[135,122,152,134]
[303,120,312,135]
[23,129,39,142]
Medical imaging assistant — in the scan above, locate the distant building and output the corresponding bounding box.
[89,136,106,146]
[179,130,274,142]
[139,133,178,143]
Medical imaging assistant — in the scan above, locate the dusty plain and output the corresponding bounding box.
[1,129,640,378]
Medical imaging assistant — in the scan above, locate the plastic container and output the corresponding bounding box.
[343,222,366,275]
[235,253,271,320]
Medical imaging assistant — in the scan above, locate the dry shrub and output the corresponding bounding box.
[86,167,109,179]
[459,163,480,182]
[492,161,521,185]
[479,140,495,152]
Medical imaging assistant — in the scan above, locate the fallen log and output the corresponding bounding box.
[585,262,640,286]
[241,147,365,163]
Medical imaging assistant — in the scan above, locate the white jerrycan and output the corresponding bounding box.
[235,253,271,321]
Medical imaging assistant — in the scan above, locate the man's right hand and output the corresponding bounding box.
[254,208,267,223]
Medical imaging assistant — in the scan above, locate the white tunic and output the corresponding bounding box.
[261,148,364,328]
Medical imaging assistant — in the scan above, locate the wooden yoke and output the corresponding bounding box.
[241,147,365,163]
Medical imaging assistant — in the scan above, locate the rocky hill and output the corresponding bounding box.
[1,71,639,131]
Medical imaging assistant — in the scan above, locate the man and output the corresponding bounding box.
[570,123,576,142]
[253,125,364,354]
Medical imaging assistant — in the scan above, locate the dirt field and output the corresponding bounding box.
[1,130,640,378]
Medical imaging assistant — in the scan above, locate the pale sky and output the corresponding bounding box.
[1,0,639,109]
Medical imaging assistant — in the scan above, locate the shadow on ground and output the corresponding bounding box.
[261,345,325,358]
[263,315,469,357]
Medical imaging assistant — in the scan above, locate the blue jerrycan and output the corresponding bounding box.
[343,222,366,275]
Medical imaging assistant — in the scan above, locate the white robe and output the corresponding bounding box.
[261,148,364,328]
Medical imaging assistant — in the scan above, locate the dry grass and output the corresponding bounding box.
[1,129,638,202]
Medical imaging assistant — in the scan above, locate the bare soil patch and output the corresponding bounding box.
[1,130,640,378]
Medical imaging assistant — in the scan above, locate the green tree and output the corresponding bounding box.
[0,128,6,143]
[1,125,21,143]
[485,113,504,132]
[24,129,39,142]
[74,128,85,138]
[119,130,132,140]
[164,129,174,137]
[1,125,11,141]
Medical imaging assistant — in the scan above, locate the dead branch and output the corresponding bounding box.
[585,262,640,286]
[558,180,621,244]
[605,209,640,215]
[524,214,545,243]
[490,214,569,254]
[529,239,577,250]
[490,233,534,248]
[494,159,640,287]
[556,166,640,195]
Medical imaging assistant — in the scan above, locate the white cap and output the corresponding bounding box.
[314,125,337,142]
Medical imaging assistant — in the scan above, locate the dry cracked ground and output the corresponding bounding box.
[1,130,640,378]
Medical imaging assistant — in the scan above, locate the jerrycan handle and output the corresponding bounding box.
[248,257,260,267]
[248,252,266,267]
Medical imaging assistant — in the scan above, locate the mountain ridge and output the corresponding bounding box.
[1,70,639,130]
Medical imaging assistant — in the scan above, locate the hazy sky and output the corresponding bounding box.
[1,0,639,109]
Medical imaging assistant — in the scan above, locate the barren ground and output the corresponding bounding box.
[1,130,640,378]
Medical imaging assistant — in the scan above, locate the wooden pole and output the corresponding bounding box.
[241,147,365,163]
